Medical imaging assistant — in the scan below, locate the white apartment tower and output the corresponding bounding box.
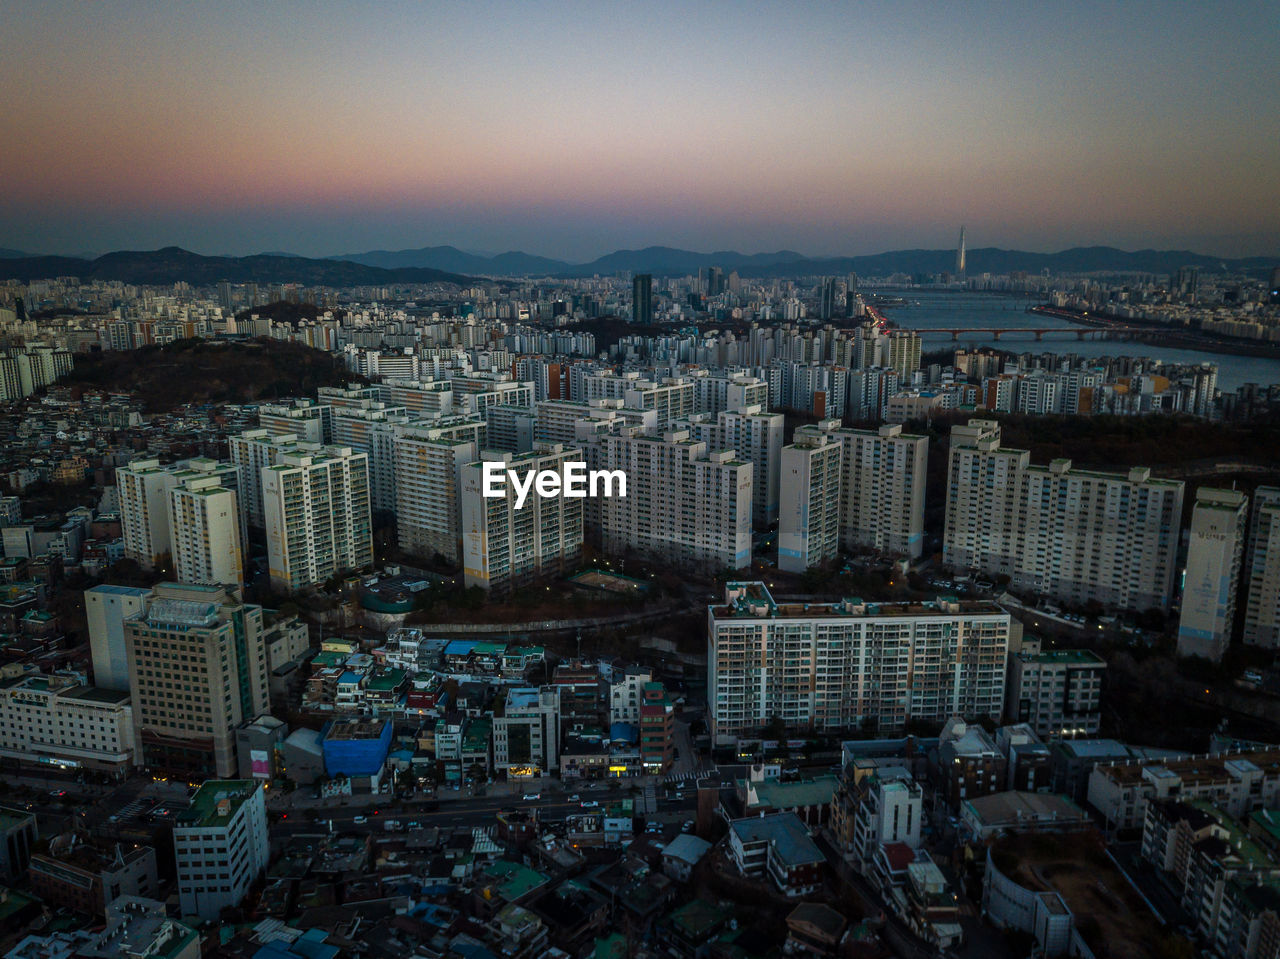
[778,431,842,572]
[708,583,1010,744]
[168,478,243,587]
[597,428,752,573]
[944,419,1184,612]
[117,459,180,569]
[262,446,373,592]
[796,421,928,559]
[460,445,585,593]
[682,405,784,527]
[1243,487,1280,648]
[393,418,484,564]
[1177,488,1247,661]
[228,430,302,529]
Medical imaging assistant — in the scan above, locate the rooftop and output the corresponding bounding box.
[177,780,257,828]
[728,812,824,867]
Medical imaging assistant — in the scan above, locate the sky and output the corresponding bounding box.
[2,0,1278,262]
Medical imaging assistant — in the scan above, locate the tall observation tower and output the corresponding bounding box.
[956,226,966,277]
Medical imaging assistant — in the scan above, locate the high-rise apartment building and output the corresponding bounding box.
[393,418,484,564]
[597,428,752,573]
[118,458,246,573]
[681,405,784,527]
[329,404,409,514]
[795,421,928,559]
[1243,487,1280,648]
[778,431,842,572]
[944,419,1184,611]
[886,331,922,379]
[168,477,242,587]
[460,445,585,593]
[708,583,1010,744]
[257,399,330,444]
[173,780,269,920]
[228,429,306,530]
[1177,488,1247,661]
[117,459,180,569]
[262,446,373,592]
[125,583,269,779]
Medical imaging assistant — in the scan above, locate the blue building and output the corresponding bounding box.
[321,718,392,777]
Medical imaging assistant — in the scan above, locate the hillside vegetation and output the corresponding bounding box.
[64,338,361,411]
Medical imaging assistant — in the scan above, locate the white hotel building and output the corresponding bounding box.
[708,583,1011,744]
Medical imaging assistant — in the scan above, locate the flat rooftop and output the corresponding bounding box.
[713,582,1004,620]
[178,780,256,828]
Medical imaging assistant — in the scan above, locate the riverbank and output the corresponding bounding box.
[1030,305,1280,360]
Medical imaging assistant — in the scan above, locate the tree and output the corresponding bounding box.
[764,714,787,742]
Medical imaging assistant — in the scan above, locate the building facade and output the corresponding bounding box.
[708,583,1010,744]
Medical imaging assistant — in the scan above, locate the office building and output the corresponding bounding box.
[262,445,373,592]
[86,584,152,692]
[597,428,752,573]
[708,583,1010,744]
[1178,488,1247,661]
[125,583,269,779]
[493,686,560,775]
[1243,487,1280,648]
[460,445,584,593]
[1006,643,1106,738]
[393,418,483,565]
[29,843,157,917]
[0,675,139,778]
[632,274,653,325]
[944,419,1184,612]
[778,431,842,572]
[173,780,269,921]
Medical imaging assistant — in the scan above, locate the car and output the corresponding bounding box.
[682,820,694,832]
[407,821,421,829]
[353,815,368,825]
[579,800,599,808]
[567,794,580,802]
[522,793,541,801]
[49,789,67,798]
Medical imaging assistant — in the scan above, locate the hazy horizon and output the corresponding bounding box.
[4,0,1278,261]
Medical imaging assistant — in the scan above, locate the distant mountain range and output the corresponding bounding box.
[334,243,1277,278]
[0,247,475,287]
[0,242,1274,286]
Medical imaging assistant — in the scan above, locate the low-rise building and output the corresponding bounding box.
[0,674,139,777]
[727,812,824,897]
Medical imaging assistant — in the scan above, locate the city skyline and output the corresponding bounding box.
[3,0,1278,260]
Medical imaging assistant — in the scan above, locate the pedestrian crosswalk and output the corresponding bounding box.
[663,767,714,785]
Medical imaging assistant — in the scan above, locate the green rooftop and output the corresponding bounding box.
[1021,649,1106,665]
[0,888,36,922]
[462,718,492,752]
[593,933,628,959]
[1191,800,1276,868]
[481,859,548,903]
[669,898,732,938]
[367,668,406,691]
[178,780,257,828]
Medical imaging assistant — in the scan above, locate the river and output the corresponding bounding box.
[874,290,1280,391]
